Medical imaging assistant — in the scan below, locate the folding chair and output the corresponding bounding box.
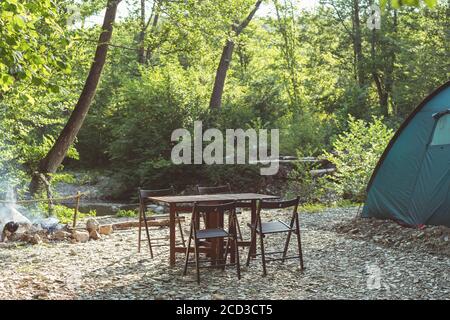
[138,187,185,258]
[183,202,241,284]
[196,183,244,240]
[246,197,304,276]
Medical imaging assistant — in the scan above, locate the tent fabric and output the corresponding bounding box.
[363,81,450,227]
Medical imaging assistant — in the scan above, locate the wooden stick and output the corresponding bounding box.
[72,191,81,228]
[0,193,88,204]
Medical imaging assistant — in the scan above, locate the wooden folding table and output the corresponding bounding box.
[147,193,279,267]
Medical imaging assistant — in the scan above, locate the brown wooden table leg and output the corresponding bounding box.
[169,203,176,267]
[203,208,226,266]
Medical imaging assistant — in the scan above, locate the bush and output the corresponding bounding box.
[37,203,96,224]
[323,115,394,202]
[284,149,331,204]
[116,209,138,218]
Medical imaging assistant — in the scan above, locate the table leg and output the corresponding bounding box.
[169,203,176,267]
[206,210,223,265]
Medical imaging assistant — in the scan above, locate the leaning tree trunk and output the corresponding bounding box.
[29,0,121,196]
[209,0,262,110]
[209,40,235,110]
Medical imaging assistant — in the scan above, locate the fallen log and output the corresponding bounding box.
[309,168,336,176]
[110,216,185,230]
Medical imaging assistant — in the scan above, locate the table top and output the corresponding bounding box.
[147,193,279,204]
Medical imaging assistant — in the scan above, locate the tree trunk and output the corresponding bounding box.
[352,0,364,86]
[371,4,398,117]
[145,9,160,64]
[29,0,121,196]
[274,0,300,108]
[209,40,235,110]
[385,9,398,115]
[137,0,146,64]
[209,0,262,110]
[372,72,389,116]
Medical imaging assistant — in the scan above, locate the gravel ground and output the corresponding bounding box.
[0,207,448,300]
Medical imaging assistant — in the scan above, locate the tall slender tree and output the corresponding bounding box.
[352,0,365,87]
[371,5,398,116]
[29,0,122,196]
[209,0,262,110]
[274,0,300,108]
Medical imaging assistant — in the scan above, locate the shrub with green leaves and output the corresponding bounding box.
[285,149,330,204]
[116,209,138,218]
[323,115,394,202]
[37,203,96,225]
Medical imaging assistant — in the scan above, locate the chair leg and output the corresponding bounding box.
[294,213,304,270]
[282,215,295,262]
[236,217,243,241]
[259,232,267,277]
[201,213,207,228]
[235,235,241,280]
[183,225,193,276]
[246,225,256,267]
[223,235,231,272]
[234,215,241,280]
[176,212,186,247]
[194,238,200,284]
[138,206,142,253]
[142,209,154,259]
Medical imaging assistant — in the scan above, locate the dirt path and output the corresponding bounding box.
[0,207,448,300]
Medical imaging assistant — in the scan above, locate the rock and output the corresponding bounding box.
[72,230,90,243]
[53,230,71,241]
[155,206,165,214]
[30,234,42,245]
[86,218,99,233]
[99,224,113,235]
[89,230,101,240]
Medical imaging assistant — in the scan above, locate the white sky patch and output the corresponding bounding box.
[83,0,319,27]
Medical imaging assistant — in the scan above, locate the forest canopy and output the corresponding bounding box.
[0,0,449,199]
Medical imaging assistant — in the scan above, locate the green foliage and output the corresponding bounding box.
[0,0,71,93]
[301,200,362,213]
[323,116,394,202]
[381,0,438,9]
[284,149,331,204]
[38,203,96,224]
[0,0,447,201]
[116,209,138,218]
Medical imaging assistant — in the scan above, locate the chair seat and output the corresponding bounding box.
[196,228,229,239]
[256,221,292,234]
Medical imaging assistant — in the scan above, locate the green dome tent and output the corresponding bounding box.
[363,80,450,227]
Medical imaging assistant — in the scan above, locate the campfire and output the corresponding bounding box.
[0,204,64,244]
[0,196,113,245]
